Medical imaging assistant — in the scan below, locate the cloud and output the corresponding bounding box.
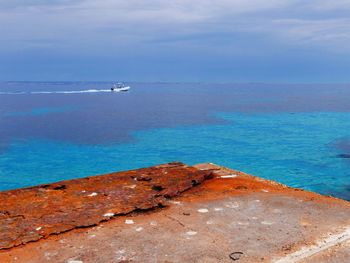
[0,0,350,56]
[307,0,350,11]
[0,0,80,9]
[270,18,350,48]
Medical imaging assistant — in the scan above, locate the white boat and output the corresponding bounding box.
[111,83,130,92]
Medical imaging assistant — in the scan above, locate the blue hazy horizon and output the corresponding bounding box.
[1,1,350,82]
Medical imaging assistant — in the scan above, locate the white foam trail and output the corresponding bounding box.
[0,92,27,95]
[0,89,120,95]
[31,89,113,94]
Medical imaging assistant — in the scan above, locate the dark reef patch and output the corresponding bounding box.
[336,154,350,159]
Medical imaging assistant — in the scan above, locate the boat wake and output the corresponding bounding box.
[0,92,27,95]
[0,89,124,95]
[31,89,113,94]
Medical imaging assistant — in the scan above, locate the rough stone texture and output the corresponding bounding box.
[0,163,349,263]
[0,162,212,249]
[299,239,350,263]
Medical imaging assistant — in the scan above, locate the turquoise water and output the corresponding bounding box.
[0,82,350,200]
[1,111,349,200]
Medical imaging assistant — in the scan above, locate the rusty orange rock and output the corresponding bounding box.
[0,162,213,250]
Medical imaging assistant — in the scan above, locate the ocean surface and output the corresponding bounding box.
[0,82,350,200]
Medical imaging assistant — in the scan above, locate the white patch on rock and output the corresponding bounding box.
[116,255,127,261]
[225,202,239,209]
[261,221,274,225]
[214,207,224,211]
[123,184,136,189]
[35,227,42,231]
[198,208,209,213]
[150,221,158,226]
[220,174,238,178]
[87,192,98,197]
[135,227,143,232]
[103,213,114,217]
[125,219,134,225]
[185,231,198,236]
[168,200,182,205]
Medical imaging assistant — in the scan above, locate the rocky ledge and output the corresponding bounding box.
[0,162,349,263]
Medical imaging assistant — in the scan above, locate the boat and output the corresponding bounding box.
[111,83,130,92]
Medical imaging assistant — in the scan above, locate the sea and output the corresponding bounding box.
[0,82,349,200]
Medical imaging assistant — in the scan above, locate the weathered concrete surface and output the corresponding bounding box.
[0,162,212,249]
[299,239,350,263]
[0,163,349,263]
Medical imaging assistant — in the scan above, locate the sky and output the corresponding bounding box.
[0,0,350,82]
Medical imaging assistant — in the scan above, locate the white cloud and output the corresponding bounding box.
[307,0,350,11]
[0,0,350,53]
[273,18,350,42]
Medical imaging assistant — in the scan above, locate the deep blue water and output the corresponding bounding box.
[0,82,350,200]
